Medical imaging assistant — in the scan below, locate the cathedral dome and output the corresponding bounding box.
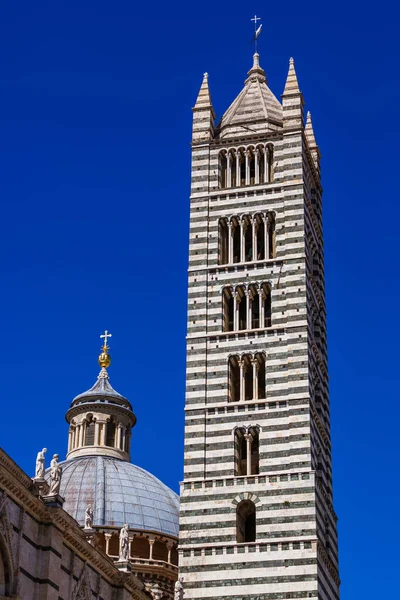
[55,332,180,547]
[47,455,179,537]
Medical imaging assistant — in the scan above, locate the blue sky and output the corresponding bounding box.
[0,1,398,597]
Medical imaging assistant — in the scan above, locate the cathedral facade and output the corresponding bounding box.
[178,53,340,599]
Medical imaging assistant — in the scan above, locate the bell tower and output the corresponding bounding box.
[179,51,340,600]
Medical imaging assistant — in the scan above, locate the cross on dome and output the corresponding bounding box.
[99,330,112,370]
[100,329,112,349]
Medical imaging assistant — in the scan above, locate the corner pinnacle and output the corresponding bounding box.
[193,71,214,111]
[305,111,317,148]
[283,56,301,95]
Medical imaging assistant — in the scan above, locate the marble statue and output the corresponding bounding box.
[49,454,62,495]
[119,523,129,561]
[174,577,184,600]
[84,504,93,529]
[35,448,47,479]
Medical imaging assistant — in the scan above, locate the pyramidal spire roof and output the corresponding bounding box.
[218,53,282,138]
[193,72,214,112]
[305,111,317,147]
[283,57,301,95]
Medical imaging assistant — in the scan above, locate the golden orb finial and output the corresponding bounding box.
[98,330,112,368]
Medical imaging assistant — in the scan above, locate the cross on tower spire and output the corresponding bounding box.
[250,15,262,53]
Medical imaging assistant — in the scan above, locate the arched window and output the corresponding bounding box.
[249,285,259,329]
[257,145,265,184]
[250,429,260,475]
[229,356,240,403]
[153,540,168,562]
[235,429,247,476]
[229,353,266,402]
[235,427,260,476]
[85,415,95,446]
[243,355,253,401]
[106,418,116,448]
[255,353,266,400]
[219,218,229,265]
[108,532,119,557]
[255,214,265,260]
[232,218,240,263]
[229,149,236,187]
[219,151,227,189]
[223,287,234,332]
[235,286,247,331]
[267,213,276,258]
[260,283,272,328]
[130,536,149,559]
[238,149,246,186]
[243,217,253,262]
[125,427,131,454]
[267,144,274,182]
[236,500,256,543]
[248,147,255,185]
[171,546,179,565]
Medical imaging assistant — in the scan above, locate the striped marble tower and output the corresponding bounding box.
[179,53,340,600]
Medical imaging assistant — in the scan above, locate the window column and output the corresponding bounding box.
[101,421,107,445]
[68,428,73,452]
[265,147,270,182]
[121,426,126,451]
[252,359,259,400]
[252,218,258,261]
[228,222,234,264]
[227,152,232,188]
[149,537,155,560]
[79,423,85,447]
[233,291,240,331]
[240,220,246,263]
[94,420,100,446]
[254,149,259,184]
[167,542,173,564]
[245,149,250,185]
[259,288,265,328]
[244,432,252,475]
[116,424,122,449]
[264,214,269,259]
[236,150,241,186]
[246,289,251,330]
[239,359,245,402]
[105,533,112,555]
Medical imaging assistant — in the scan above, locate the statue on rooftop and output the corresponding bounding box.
[84,504,93,529]
[49,454,62,495]
[119,523,129,561]
[174,577,184,600]
[34,448,47,479]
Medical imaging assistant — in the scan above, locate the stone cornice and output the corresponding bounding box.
[0,449,33,490]
[65,402,136,425]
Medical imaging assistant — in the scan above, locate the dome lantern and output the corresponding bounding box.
[65,332,136,461]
